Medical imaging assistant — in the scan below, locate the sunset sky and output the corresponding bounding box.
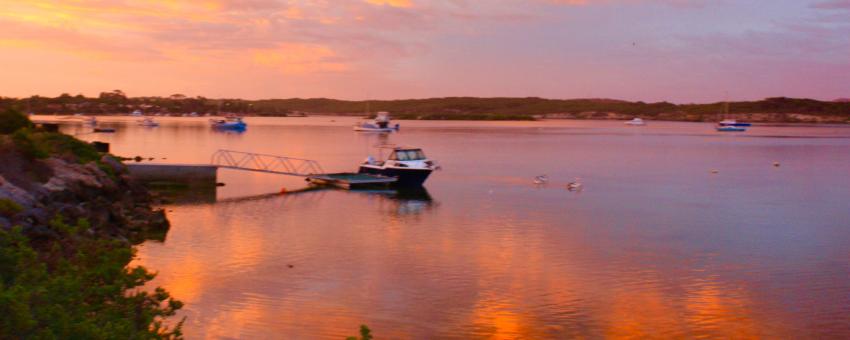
[0,0,848,102]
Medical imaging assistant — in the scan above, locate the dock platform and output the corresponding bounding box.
[307,173,396,189]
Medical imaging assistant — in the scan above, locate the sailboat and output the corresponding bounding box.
[716,101,748,132]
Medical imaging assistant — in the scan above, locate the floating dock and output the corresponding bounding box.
[307,173,396,189]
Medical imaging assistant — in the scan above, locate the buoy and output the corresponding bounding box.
[280,187,287,194]
[773,162,780,167]
[710,169,719,174]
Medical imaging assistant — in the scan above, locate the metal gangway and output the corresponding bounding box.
[211,149,325,177]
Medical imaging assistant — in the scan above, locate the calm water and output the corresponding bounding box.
[53,116,850,338]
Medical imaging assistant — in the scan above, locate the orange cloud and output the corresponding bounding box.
[365,0,414,8]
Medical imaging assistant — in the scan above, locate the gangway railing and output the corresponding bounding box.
[211,149,325,177]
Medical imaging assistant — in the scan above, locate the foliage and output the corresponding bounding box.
[31,132,101,164]
[0,220,184,339]
[0,199,23,217]
[4,91,850,122]
[0,107,33,134]
[346,325,373,340]
[11,129,49,160]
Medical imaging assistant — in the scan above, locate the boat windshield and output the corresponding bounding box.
[390,149,426,161]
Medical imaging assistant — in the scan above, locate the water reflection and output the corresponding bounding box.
[98,116,850,338]
[352,188,436,216]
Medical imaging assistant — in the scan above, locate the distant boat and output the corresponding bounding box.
[354,111,399,132]
[94,127,116,133]
[210,117,246,131]
[130,110,143,117]
[83,116,97,126]
[625,117,646,126]
[138,117,160,127]
[716,125,747,132]
[718,119,752,127]
[718,102,751,127]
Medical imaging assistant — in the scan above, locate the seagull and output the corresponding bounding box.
[567,178,583,191]
[533,175,549,185]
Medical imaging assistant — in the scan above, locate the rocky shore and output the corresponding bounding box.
[0,146,169,246]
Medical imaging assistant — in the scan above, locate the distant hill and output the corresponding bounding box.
[2,92,849,123]
[835,98,850,103]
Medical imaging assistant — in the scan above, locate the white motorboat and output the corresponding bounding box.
[138,117,159,127]
[358,145,438,187]
[625,117,646,126]
[354,111,399,132]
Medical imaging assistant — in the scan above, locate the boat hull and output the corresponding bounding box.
[358,166,432,187]
[719,122,752,127]
[716,126,747,132]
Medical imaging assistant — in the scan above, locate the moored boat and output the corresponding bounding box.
[716,125,747,132]
[358,145,438,187]
[210,117,246,130]
[138,117,159,127]
[718,119,752,127]
[354,111,399,132]
[625,117,646,126]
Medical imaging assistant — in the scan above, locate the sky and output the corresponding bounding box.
[0,0,848,103]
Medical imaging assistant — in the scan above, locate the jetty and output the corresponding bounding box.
[127,149,396,189]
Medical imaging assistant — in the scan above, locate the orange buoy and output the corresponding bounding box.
[279,187,287,194]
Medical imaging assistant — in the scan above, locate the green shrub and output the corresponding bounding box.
[31,132,100,164]
[11,130,48,160]
[0,222,184,339]
[0,108,32,134]
[0,199,23,217]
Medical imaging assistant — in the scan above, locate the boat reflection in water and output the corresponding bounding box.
[353,187,436,216]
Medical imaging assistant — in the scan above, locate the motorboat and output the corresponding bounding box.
[130,110,143,117]
[718,119,752,127]
[358,145,438,187]
[138,117,160,127]
[625,117,646,126]
[354,111,399,132]
[93,127,116,133]
[716,125,746,132]
[210,117,246,130]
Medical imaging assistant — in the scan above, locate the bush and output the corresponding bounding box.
[0,199,23,217]
[11,130,48,160]
[0,222,184,339]
[31,132,100,164]
[0,108,32,134]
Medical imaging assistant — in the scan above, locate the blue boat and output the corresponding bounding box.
[210,117,246,131]
[716,125,747,132]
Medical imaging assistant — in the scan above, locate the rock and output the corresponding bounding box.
[100,155,128,175]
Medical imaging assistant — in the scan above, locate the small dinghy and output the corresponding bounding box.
[354,112,399,132]
[210,117,246,131]
[138,117,159,127]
